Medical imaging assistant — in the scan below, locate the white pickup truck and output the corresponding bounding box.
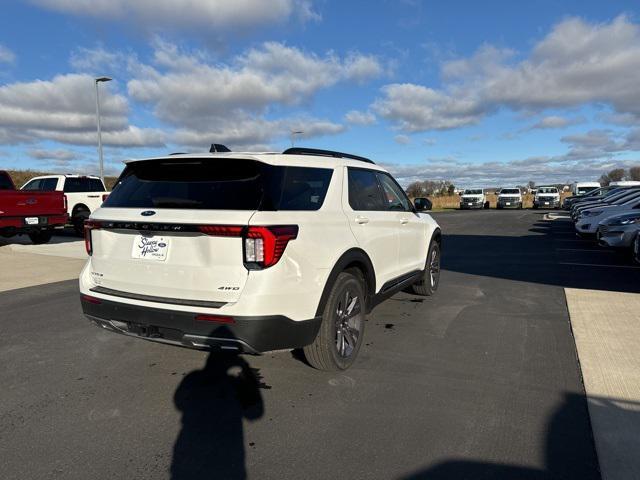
[459,189,488,209]
[21,175,109,234]
[533,186,560,209]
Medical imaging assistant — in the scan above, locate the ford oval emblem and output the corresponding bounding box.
[26,198,37,205]
[141,210,156,217]
[158,242,167,248]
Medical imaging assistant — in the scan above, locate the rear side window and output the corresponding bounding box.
[103,159,333,211]
[0,173,13,190]
[22,179,41,190]
[64,177,91,192]
[89,178,105,192]
[348,169,385,211]
[40,178,58,191]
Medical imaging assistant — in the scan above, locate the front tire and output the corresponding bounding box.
[28,230,53,244]
[303,270,366,371]
[412,239,441,296]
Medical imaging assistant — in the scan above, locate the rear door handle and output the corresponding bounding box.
[400,217,409,224]
[355,216,369,225]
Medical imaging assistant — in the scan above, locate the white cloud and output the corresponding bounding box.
[124,40,373,148]
[529,115,582,130]
[32,0,319,31]
[394,134,411,145]
[385,157,639,188]
[0,44,15,64]
[128,40,382,129]
[375,15,640,132]
[0,74,165,148]
[344,110,376,125]
[27,148,79,161]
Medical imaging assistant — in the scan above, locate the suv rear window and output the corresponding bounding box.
[0,173,13,190]
[103,159,333,211]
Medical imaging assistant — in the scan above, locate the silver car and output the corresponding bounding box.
[597,212,640,248]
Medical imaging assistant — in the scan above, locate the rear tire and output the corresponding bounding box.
[73,209,89,236]
[303,270,366,371]
[411,240,441,296]
[28,230,53,245]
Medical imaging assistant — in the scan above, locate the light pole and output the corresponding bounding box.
[94,76,112,184]
[290,130,304,147]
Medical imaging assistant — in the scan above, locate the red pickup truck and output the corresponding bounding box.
[0,170,68,244]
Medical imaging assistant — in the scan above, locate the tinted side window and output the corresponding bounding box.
[376,173,412,211]
[89,179,105,192]
[64,177,91,192]
[22,179,41,191]
[0,173,14,190]
[40,178,58,191]
[348,169,385,211]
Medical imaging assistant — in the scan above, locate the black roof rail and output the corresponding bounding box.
[283,147,374,164]
[210,144,231,153]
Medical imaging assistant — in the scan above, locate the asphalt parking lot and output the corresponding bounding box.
[4,209,632,480]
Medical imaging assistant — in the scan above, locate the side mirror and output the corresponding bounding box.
[414,197,432,211]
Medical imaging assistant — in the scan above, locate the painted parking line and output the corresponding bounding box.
[559,262,640,269]
[556,248,616,253]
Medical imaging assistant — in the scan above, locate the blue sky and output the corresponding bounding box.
[1,1,640,187]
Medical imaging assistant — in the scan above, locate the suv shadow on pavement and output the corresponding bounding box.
[400,392,625,480]
[171,343,265,480]
[441,218,639,294]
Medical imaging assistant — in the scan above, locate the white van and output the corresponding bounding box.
[571,182,600,196]
[610,181,640,187]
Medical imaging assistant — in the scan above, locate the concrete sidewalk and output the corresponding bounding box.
[565,288,640,480]
[0,236,86,292]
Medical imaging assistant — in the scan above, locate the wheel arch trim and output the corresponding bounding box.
[314,248,376,317]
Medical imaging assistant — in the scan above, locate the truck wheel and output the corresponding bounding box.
[73,209,89,236]
[484,201,490,209]
[303,270,366,371]
[412,239,441,296]
[28,230,53,245]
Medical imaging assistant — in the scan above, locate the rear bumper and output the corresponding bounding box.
[0,214,68,231]
[80,295,322,353]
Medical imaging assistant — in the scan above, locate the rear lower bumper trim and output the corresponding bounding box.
[89,286,227,309]
[81,295,322,353]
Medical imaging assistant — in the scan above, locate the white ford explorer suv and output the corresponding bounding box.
[22,174,109,234]
[79,147,442,370]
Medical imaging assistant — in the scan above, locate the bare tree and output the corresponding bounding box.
[628,166,640,181]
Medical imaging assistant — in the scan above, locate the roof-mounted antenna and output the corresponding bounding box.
[210,144,231,153]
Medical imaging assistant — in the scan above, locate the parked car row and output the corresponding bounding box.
[458,186,562,209]
[567,185,640,263]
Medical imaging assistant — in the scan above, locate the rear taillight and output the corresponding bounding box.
[63,194,68,211]
[245,226,298,268]
[101,194,109,203]
[84,220,102,256]
[198,224,298,269]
